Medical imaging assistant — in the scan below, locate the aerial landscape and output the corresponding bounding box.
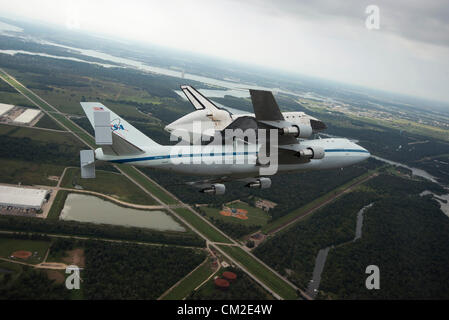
[0,0,448,307]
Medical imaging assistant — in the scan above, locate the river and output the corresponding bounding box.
[306,203,374,298]
[1,33,300,98]
[354,203,374,241]
[420,191,449,217]
[60,193,185,232]
[371,155,439,183]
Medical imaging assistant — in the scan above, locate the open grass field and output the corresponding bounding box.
[203,201,270,227]
[0,123,83,186]
[50,113,96,147]
[118,165,180,205]
[0,90,33,107]
[60,168,158,205]
[47,190,68,221]
[0,70,97,147]
[33,78,160,119]
[217,245,298,300]
[0,158,66,186]
[0,237,51,265]
[175,208,232,244]
[162,258,216,300]
[35,114,64,130]
[0,123,82,145]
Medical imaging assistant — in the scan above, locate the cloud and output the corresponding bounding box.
[0,0,448,103]
[243,0,449,48]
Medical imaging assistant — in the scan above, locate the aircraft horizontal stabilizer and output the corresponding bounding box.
[80,150,95,179]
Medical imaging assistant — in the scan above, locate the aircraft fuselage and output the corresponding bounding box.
[95,138,370,177]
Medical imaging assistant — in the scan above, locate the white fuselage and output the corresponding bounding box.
[95,138,370,177]
[165,110,323,138]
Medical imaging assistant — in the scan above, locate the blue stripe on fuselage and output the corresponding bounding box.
[108,149,369,164]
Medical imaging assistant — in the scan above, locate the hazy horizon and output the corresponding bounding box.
[1,0,448,104]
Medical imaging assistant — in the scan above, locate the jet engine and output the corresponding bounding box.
[296,146,325,160]
[280,123,313,138]
[201,184,226,195]
[246,178,272,189]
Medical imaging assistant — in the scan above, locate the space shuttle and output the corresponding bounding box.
[165,86,327,143]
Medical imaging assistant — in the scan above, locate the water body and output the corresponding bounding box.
[0,49,119,69]
[420,191,449,218]
[0,21,23,34]
[371,155,438,183]
[60,193,185,232]
[373,155,449,216]
[8,36,300,98]
[307,203,374,298]
[354,203,374,241]
[306,247,330,298]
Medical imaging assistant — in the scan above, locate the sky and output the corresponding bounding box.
[1,0,448,103]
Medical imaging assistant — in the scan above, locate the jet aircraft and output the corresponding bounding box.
[80,87,370,195]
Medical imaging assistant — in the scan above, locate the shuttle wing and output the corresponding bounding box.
[181,85,224,112]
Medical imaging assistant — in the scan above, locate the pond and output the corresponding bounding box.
[60,193,185,232]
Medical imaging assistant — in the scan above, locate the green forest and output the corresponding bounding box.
[0,236,207,300]
[254,173,449,298]
[319,194,449,299]
[254,190,380,287]
[82,240,206,299]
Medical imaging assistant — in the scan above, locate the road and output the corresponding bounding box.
[268,173,378,235]
[0,230,200,250]
[157,257,210,300]
[0,68,306,300]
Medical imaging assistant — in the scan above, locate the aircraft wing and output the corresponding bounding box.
[181,85,224,112]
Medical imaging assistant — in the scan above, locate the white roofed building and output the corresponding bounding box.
[13,109,41,124]
[0,185,50,210]
[0,103,14,116]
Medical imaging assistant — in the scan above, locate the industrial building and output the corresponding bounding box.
[0,103,14,116]
[13,109,41,124]
[0,185,50,211]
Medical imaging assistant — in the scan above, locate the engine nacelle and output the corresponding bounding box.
[201,184,226,195]
[246,178,272,189]
[281,124,313,138]
[297,146,325,160]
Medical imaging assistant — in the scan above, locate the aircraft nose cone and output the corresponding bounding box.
[362,146,371,158]
[351,141,370,159]
[360,146,370,159]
